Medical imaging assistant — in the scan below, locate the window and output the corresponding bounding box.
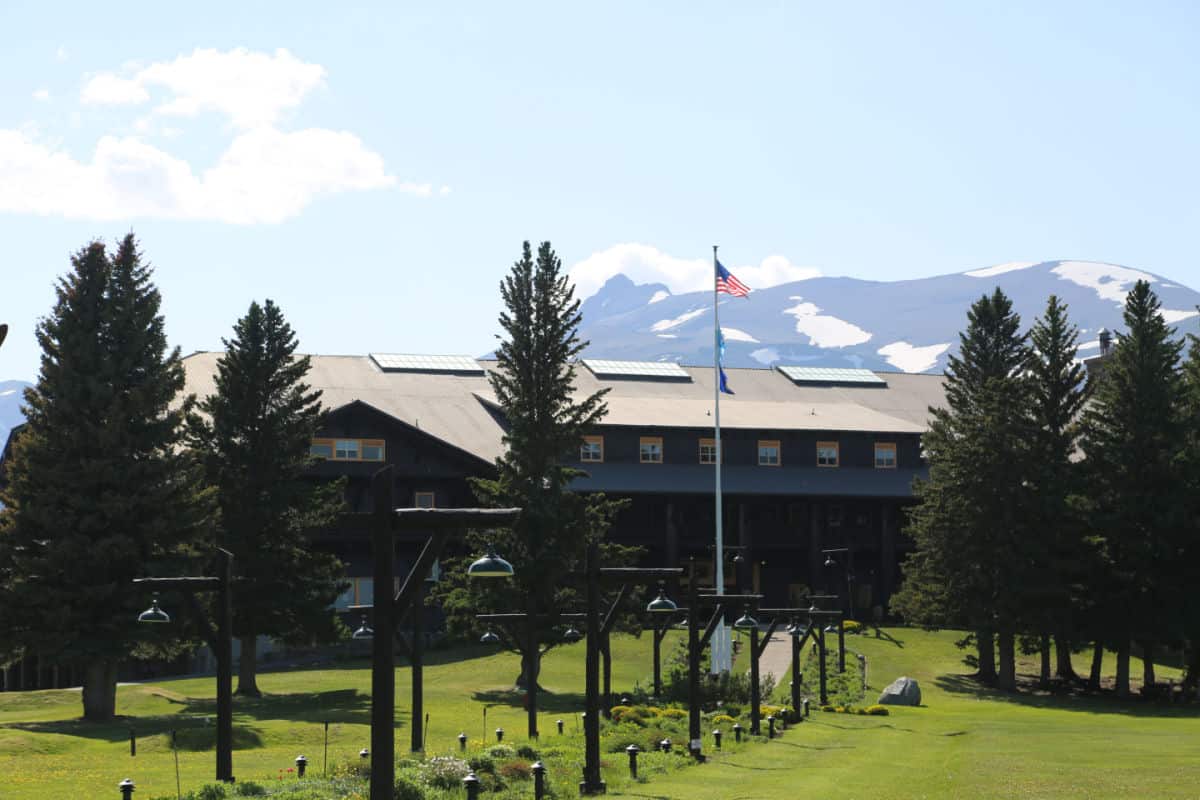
[639,436,663,464]
[699,438,718,464]
[311,438,385,462]
[817,441,839,467]
[415,491,436,508]
[758,440,781,466]
[875,442,897,469]
[581,435,604,463]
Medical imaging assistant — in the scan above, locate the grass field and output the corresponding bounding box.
[0,629,1196,799]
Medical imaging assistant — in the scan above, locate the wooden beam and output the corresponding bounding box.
[133,576,221,590]
[392,507,521,530]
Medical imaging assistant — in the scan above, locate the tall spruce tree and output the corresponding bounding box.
[893,288,1033,689]
[1026,296,1090,682]
[188,300,346,696]
[433,241,627,693]
[0,236,206,721]
[1179,326,1200,691]
[1079,280,1183,696]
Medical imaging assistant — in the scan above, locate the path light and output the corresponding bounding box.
[480,630,500,645]
[531,760,547,800]
[351,615,374,641]
[458,732,467,751]
[712,729,722,749]
[295,755,307,778]
[645,582,678,613]
[137,594,170,624]
[467,542,515,578]
[118,778,135,799]
[732,723,743,743]
[562,624,583,643]
[625,744,641,778]
[463,771,481,800]
[733,605,758,630]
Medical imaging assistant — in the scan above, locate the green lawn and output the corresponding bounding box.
[0,630,1196,799]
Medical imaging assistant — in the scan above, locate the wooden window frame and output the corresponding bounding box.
[757,439,781,467]
[639,436,664,464]
[699,438,718,465]
[874,442,897,469]
[311,437,386,462]
[310,439,334,459]
[581,435,605,463]
[414,491,436,508]
[816,441,840,468]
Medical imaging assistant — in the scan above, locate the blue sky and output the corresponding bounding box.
[2,1,1199,380]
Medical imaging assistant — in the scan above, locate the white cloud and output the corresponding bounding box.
[81,73,150,106]
[782,297,872,348]
[82,48,325,129]
[32,89,51,102]
[750,347,780,365]
[0,127,399,224]
[569,243,820,299]
[56,46,68,62]
[0,47,433,223]
[877,341,951,372]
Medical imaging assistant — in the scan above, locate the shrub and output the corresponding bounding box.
[332,757,372,780]
[658,707,686,719]
[515,744,539,759]
[486,744,515,760]
[710,714,736,726]
[467,754,495,774]
[393,774,426,800]
[498,760,532,781]
[233,783,267,797]
[420,756,471,789]
[865,704,890,716]
[820,705,837,713]
[195,786,227,800]
[759,704,785,719]
[843,620,864,634]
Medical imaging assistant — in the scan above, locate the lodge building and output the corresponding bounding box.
[177,352,946,618]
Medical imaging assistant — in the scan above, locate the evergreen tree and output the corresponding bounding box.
[1079,280,1183,696]
[433,241,628,692]
[1172,318,1200,691]
[188,300,346,697]
[1025,296,1090,682]
[0,236,207,721]
[893,288,1033,689]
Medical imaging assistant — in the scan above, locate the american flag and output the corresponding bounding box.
[716,260,750,297]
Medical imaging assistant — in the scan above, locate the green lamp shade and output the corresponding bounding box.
[562,625,583,643]
[352,616,374,640]
[480,630,501,645]
[467,544,514,578]
[137,595,171,624]
[645,587,678,613]
[789,623,808,638]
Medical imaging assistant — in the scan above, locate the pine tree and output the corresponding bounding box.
[1172,318,1200,691]
[893,288,1033,689]
[0,235,207,721]
[433,241,627,692]
[1026,296,1090,682]
[188,300,347,696]
[1079,280,1183,696]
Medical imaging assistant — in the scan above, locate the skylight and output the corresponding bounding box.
[775,365,887,386]
[582,359,691,381]
[370,353,485,375]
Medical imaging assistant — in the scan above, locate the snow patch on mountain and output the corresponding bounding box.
[721,327,759,343]
[1163,309,1200,324]
[965,261,1036,278]
[877,341,951,373]
[1051,261,1156,304]
[656,334,677,339]
[783,297,872,347]
[648,290,670,304]
[751,348,780,365]
[650,307,707,332]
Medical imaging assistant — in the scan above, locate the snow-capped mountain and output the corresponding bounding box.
[576,261,1200,373]
[0,381,31,449]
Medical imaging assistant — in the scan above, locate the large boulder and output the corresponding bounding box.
[878,676,922,706]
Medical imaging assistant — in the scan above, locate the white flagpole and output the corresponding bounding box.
[712,245,727,674]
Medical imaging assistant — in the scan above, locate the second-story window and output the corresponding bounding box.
[758,440,781,466]
[415,491,436,508]
[817,441,840,468]
[335,439,360,460]
[581,435,604,463]
[699,438,718,464]
[640,436,663,464]
[311,438,386,462]
[875,442,897,469]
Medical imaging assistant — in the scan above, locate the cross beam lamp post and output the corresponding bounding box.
[350,465,519,800]
[822,549,854,673]
[646,582,686,699]
[759,605,839,716]
[581,540,681,795]
[134,549,234,782]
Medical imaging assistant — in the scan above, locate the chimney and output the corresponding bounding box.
[1098,328,1112,356]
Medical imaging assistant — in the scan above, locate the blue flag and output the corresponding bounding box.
[719,365,735,395]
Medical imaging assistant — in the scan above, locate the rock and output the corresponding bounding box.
[878,676,921,706]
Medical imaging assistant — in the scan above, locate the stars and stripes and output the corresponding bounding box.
[715,260,750,297]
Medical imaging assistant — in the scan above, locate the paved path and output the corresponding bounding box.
[757,630,793,684]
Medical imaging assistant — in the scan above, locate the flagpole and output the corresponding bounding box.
[712,245,727,674]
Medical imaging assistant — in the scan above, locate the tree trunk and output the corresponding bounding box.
[1055,633,1078,681]
[516,647,543,691]
[236,633,261,697]
[997,631,1016,691]
[1088,641,1103,691]
[976,629,997,684]
[1039,634,1051,686]
[1141,641,1155,692]
[1184,640,1199,692]
[81,659,118,721]
[1115,640,1131,697]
